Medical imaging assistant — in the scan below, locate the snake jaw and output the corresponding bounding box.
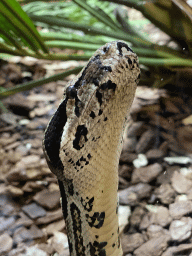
[43,40,140,256]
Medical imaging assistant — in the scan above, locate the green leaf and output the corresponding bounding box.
[0,0,48,53]
[73,0,121,31]
[0,66,83,100]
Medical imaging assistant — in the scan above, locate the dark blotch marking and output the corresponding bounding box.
[93,78,99,87]
[70,203,86,255]
[100,80,116,92]
[44,99,67,174]
[104,117,107,121]
[89,241,107,256]
[101,66,112,72]
[96,90,103,106]
[73,54,112,91]
[117,41,133,56]
[76,160,81,166]
[112,243,115,248]
[80,156,86,162]
[74,98,81,117]
[68,158,74,164]
[90,111,96,119]
[73,125,88,150]
[87,154,92,159]
[127,57,133,66]
[98,109,103,116]
[86,212,105,229]
[81,196,94,212]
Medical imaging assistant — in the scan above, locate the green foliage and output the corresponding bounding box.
[0,0,192,103]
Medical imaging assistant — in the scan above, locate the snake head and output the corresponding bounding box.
[43,41,140,181]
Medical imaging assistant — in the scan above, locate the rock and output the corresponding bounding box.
[118,205,131,233]
[16,155,41,167]
[118,165,132,180]
[134,235,171,256]
[13,225,45,244]
[169,217,192,242]
[11,212,33,230]
[171,171,192,194]
[147,225,168,239]
[8,245,26,256]
[133,154,148,168]
[169,200,192,219]
[146,149,165,161]
[36,208,63,225]
[0,233,13,255]
[126,121,145,137]
[154,206,172,227]
[22,181,44,193]
[119,183,152,205]
[135,129,156,153]
[6,185,24,197]
[121,233,145,253]
[157,166,177,185]
[0,216,16,232]
[140,212,155,230]
[33,189,60,210]
[6,169,28,182]
[0,203,15,216]
[129,206,146,227]
[122,136,137,152]
[154,184,175,204]
[119,190,138,206]
[140,206,172,229]
[132,163,162,183]
[177,125,192,153]
[120,151,137,164]
[45,219,65,235]
[162,243,192,256]
[37,243,54,255]
[22,202,46,219]
[48,231,68,255]
[19,246,48,256]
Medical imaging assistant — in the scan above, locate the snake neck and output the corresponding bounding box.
[58,145,123,256]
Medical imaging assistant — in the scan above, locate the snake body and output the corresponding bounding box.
[43,41,140,256]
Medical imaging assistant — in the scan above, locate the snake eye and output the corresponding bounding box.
[66,85,77,99]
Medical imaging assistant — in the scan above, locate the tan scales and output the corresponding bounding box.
[43,41,140,256]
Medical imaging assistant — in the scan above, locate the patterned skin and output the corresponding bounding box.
[43,41,140,256]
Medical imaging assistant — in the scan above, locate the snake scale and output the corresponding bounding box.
[43,41,140,256]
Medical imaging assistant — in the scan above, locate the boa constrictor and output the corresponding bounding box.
[43,41,140,256]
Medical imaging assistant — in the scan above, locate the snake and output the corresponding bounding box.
[43,41,140,256]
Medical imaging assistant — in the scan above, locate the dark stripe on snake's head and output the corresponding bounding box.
[73,125,88,150]
[117,41,134,56]
[73,54,112,91]
[43,99,67,176]
[89,241,107,256]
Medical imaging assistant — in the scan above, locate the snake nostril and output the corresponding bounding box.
[103,46,109,53]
